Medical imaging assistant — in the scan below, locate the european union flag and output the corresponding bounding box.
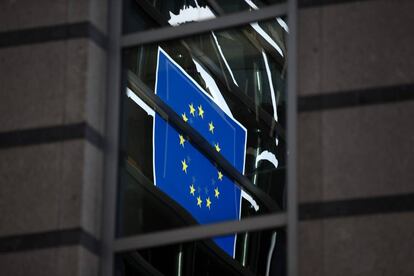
[153,48,247,257]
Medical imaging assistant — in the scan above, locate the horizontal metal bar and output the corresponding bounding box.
[122,3,287,47]
[114,212,287,252]
[128,71,281,212]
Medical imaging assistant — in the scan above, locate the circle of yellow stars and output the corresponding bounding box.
[178,102,225,210]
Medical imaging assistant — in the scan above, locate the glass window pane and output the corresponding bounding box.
[122,0,286,34]
[118,18,288,237]
[115,228,286,276]
[123,0,159,34]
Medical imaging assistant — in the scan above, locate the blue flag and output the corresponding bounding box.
[153,48,247,257]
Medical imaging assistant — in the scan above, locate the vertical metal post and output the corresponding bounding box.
[101,0,123,275]
[287,0,298,275]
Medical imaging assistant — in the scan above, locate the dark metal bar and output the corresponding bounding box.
[128,71,280,213]
[114,212,286,252]
[101,0,123,275]
[122,3,287,46]
[286,0,298,275]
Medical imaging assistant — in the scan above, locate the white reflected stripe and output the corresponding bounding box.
[126,88,155,117]
[211,31,239,87]
[256,150,279,168]
[262,50,280,146]
[251,22,284,57]
[262,50,278,122]
[241,190,260,211]
[251,150,278,213]
[277,17,289,33]
[244,0,259,9]
[266,232,277,276]
[244,0,285,57]
[193,59,234,118]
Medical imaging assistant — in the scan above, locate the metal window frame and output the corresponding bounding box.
[122,3,287,46]
[102,1,297,275]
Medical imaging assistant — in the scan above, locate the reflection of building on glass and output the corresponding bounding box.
[165,0,285,178]
[168,2,216,25]
[120,1,288,274]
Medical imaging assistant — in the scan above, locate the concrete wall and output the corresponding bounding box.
[0,0,107,275]
[298,1,414,275]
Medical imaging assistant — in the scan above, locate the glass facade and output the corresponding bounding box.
[122,0,286,34]
[119,19,288,237]
[115,228,285,276]
[103,0,297,275]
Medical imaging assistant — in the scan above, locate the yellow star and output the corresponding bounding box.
[209,121,215,133]
[189,103,196,116]
[215,143,221,152]
[182,113,188,122]
[179,134,185,147]
[206,197,211,209]
[189,184,195,195]
[198,105,204,118]
[197,196,202,207]
[214,187,220,198]
[218,171,223,181]
[181,159,188,173]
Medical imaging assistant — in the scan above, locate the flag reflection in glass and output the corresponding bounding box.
[153,48,247,257]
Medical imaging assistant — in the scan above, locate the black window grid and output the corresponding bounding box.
[101,1,298,275]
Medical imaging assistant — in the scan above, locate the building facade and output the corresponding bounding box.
[0,0,413,275]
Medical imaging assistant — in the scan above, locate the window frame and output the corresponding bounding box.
[101,1,298,275]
